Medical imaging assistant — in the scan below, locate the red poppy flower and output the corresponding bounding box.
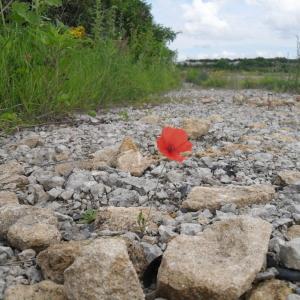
[157,127,192,162]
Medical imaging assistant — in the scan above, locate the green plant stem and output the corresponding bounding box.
[0,0,6,26]
[146,160,167,226]
[35,0,39,15]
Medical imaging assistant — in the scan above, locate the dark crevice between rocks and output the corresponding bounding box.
[143,255,162,288]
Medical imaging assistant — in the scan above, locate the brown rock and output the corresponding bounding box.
[95,207,172,233]
[37,240,90,283]
[276,170,300,186]
[139,115,161,125]
[55,159,107,176]
[116,150,154,176]
[64,238,145,300]
[19,133,43,148]
[157,216,272,300]
[118,136,139,154]
[287,225,300,240]
[271,133,297,143]
[37,238,147,284]
[208,114,223,122]
[4,280,67,300]
[0,161,28,188]
[90,146,118,166]
[196,143,254,158]
[233,93,247,104]
[247,279,292,300]
[7,212,61,251]
[246,97,295,107]
[123,237,148,278]
[0,161,24,175]
[181,118,210,139]
[0,191,18,207]
[249,123,267,129]
[0,204,35,237]
[182,184,275,211]
[0,204,60,250]
[54,152,70,162]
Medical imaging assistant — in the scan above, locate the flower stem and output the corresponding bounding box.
[146,160,167,226]
[0,0,6,27]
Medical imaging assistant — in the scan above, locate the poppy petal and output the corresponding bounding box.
[162,127,189,148]
[157,135,168,153]
[167,152,186,162]
[176,140,193,153]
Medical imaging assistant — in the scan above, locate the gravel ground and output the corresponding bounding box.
[0,87,300,299]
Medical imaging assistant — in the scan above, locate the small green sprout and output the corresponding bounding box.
[80,209,97,224]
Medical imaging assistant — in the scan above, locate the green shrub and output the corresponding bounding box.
[0,0,180,130]
[186,68,209,85]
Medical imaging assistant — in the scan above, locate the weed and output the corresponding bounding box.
[80,209,97,224]
[87,110,97,117]
[137,210,146,234]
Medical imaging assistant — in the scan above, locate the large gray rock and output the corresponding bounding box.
[119,177,156,195]
[141,242,163,264]
[36,171,65,191]
[108,188,139,206]
[27,184,49,204]
[180,223,202,235]
[279,238,300,270]
[64,238,145,300]
[157,216,272,300]
[182,184,275,211]
[65,171,95,192]
[0,246,14,265]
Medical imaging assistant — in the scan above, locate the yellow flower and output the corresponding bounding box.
[69,26,86,39]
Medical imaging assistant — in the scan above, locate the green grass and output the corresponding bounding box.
[80,209,97,224]
[0,25,180,131]
[184,67,300,92]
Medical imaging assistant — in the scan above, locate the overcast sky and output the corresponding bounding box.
[147,0,300,60]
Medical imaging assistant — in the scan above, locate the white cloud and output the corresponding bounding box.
[182,0,229,37]
[247,0,300,36]
[148,0,299,59]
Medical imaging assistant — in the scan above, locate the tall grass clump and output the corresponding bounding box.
[0,0,179,130]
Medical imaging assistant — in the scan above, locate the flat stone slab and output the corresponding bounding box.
[0,191,18,207]
[157,216,272,300]
[4,280,66,300]
[95,206,173,233]
[276,170,300,186]
[64,238,144,300]
[182,184,275,211]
